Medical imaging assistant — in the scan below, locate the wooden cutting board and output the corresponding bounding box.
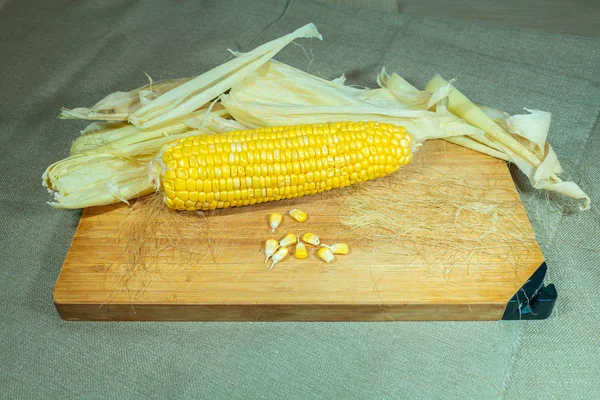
[53,140,544,321]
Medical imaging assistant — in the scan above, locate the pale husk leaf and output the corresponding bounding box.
[224,62,483,143]
[129,23,323,129]
[425,74,590,210]
[506,108,551,154]
[70,106,228,155]
[59,77,191,121]
[222,93,483,143]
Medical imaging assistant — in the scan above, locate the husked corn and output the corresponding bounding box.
[156,121,412,211]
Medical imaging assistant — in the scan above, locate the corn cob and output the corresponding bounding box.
[152,121,412,211]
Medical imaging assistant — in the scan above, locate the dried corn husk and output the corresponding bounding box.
[376,67,430,109]
[378,68,508,159]
[59,77,191,121]
[129,23,323,129]
[222,61,483,143]
[70,106,229,155]
[426,75,590,210]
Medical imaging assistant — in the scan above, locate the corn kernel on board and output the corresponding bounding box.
[53,140,544,321]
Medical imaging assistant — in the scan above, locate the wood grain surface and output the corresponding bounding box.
[53,140,544,321]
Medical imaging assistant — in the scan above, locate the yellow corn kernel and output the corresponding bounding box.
[301,232,320,246]
[322,243,350,255]
[158,122,412,211]
[265,239,279,263]
[317,247,335,263]
[269,247,289,270]
[279,233,297,247]
[295,242,308,259]
[269,213,283,232]
[289,208,307,222]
